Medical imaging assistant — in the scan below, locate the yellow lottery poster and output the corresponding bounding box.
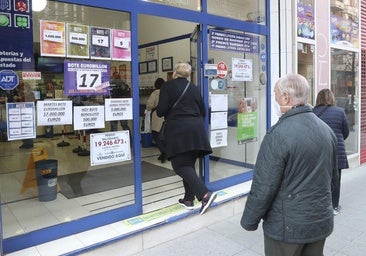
[67,24,90,58]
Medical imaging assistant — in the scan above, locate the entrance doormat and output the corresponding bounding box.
[58,162,174,199]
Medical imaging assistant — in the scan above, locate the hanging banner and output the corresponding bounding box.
[63,60,110,96]
[40,20,66,57]
[0,0,34,70]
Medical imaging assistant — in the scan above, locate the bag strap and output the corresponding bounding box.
[315,106,329,118]
[172,82,190,108]
[164,82,190,120]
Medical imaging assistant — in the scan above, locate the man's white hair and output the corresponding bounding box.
[276,74,310,105]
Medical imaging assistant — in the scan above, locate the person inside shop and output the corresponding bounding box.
[313,89,349,215]
[156,62,216,215]
[0,89,16,104]
[146,77,166,163]
[109,72,131,135]
[16,82,36,149]
[238,97,257,113]
[241,74,338,256]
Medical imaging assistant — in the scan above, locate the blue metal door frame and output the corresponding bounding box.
[3,0,271,253]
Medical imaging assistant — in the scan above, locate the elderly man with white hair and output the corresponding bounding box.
[241,74,338,256]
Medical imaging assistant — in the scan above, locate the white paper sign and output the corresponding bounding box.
[92,34,109,47]
[114,37,130,49]
[37,100,73,126]
[69,32,87,45]
[232,58,253,81]
[210,111,228,130]
[210,93,228,112]
[105,98,133,121]
[90,131,131,166]
[43,29,64,43]
[6,102,36,141]
[210,129,228,148]
[73,105,105,130]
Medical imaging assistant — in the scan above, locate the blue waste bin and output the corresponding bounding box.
[141,133,153,148]
[35,159,58,202]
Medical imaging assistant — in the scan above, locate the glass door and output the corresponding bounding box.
[137,14,199,212]
[206,27,268,186]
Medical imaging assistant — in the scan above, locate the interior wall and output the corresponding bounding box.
[137,14,195,99]
[138,15,196,45]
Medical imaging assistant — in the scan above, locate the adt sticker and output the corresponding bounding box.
[0,70,19,90]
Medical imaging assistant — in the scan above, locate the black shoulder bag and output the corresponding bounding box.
[158,82,190,142]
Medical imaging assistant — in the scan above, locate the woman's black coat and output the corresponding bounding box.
[156,77,212,159]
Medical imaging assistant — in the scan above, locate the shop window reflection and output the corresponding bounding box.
[207,0,266,24]
[331,49,359,154]
[297,43,315,105]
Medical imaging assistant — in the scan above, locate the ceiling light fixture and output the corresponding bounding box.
[32,0,47,12]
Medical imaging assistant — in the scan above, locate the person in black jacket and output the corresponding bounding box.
[241,74,338,256]
[314,89,349,215]
[156,62,216,215]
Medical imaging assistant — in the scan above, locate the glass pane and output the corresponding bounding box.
[297,43,315,105]
[142,0,201,11]
[330,49,359,155]
[1,2,134,239]
[208,0,266,24]
[207,28,267,181]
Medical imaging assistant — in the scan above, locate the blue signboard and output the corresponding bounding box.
[209,29,260,54]
[0,0,34,70]
[0,70,19,90]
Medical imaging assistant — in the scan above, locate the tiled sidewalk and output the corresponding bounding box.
[8,165,366,256]
[98,165,366,256]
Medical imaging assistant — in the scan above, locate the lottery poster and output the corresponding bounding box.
[40,20,66,57]
[67,23,90,58]
[90,26,111,60]
[111,29,131,61]
[63,60,110,96]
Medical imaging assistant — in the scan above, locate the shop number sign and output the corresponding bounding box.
[217,61,228,79]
